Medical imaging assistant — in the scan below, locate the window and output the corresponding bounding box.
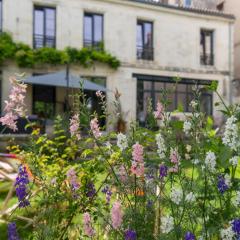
[84,13,103,50]
[184,0,192,7]
[33,84,56,119]
[137,20,153,60]
[200,29,214,66]
[33,6,56,49]
[0,0,2,32]
[136,75,213,125]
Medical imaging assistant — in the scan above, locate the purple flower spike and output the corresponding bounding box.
[217,175,229,194]
[15,165,30,208]
[86,181,96,198]
[159,164,168,180]
[8,222,20,240]
[102,185,112,204]
[232,219,240,236]
[185,231,195,240]
[125,229,137,240]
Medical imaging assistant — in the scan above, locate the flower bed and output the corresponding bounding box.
[0,76,240,240]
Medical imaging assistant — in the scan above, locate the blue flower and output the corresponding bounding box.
[102,185,112,204]
[86,181,96,198]
[185,231,195,240]
[15,165,30,208]
[124,229,137,240]
[232,219,240,236]
[159,164,168,180]
[217,175,229,194]
[8,222,20,240]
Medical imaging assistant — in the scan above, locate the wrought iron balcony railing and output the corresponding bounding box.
[33,34,56,49]
[137,46,154,61]
[200,53,214,66]
[83,40,104,51]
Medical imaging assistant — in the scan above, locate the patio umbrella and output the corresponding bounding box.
[25,71,107,92]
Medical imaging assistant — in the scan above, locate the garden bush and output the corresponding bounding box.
[0,76,240,240]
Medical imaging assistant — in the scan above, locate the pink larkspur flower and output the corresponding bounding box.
[170,149,180,164]
[0,112,18,131]
[0,76,27,131]
[169,148,180,173]
[169,166,179,173]
[69,114,81,140]
[83,212,95,237]
[154,101,164,119]
[131,143,145,177]
[111,201,123,229]
[90,117,101,138]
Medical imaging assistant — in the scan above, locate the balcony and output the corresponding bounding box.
[83,40,104,51]
[33,34,56,49]
[137,46,154,61]
[200,53,214,66]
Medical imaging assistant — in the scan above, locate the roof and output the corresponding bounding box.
[127,0,235,20]
[25,71,107,92]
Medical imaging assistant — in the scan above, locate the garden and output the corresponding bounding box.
[0,75,239,240]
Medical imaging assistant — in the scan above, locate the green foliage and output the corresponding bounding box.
[3,82,240,240]
[0,32,120,69]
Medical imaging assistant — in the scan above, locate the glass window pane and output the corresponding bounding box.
[177,84,187,93]
[94,15,103,42]
[137,24,143,47]
[143,81,152,90]
[84,15,92,43]
[34,9,44,35]
[205,34,212,54]
[154,81,164,91]
[45,8,55,37]
[200,94,212,115]
[144,23,152,47]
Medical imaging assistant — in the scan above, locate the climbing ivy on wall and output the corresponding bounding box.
[0,33,120,69]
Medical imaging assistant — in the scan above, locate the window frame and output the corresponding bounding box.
[33,5,57,49]
[200,29,214,66]
[83,12,104,50]
[134,74,213,122]
[136,19,154,61]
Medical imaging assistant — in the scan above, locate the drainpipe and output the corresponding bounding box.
[228,22,233,105]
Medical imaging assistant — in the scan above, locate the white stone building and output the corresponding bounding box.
[0,0,235,131]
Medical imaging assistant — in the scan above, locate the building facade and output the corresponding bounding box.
[0,0,235,130]
[216,0,240,99]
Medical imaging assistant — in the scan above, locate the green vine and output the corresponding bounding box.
[0,32,120,69]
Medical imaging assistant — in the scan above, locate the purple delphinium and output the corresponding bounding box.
[146,200,153,208]
[15,165,30,208]
[159,164,168,180]
[102,185,112,204]
[232,219,240,236]
[185,231,195,240]
[124,229,137,240]
[217,175,229,194]
[86,181,96,198]
[7,222,20,240]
